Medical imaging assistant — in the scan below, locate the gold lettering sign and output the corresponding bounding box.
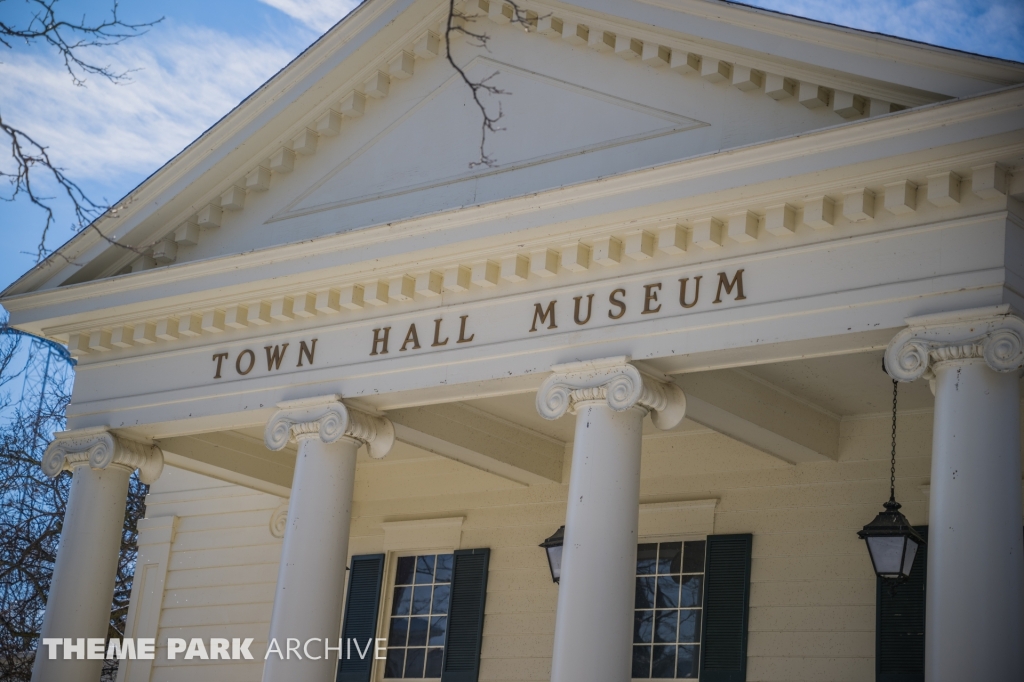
[527,269,746,333]
[206,269,748,379]
[211,338,317,379]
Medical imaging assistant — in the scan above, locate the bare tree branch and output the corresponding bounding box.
[0,322,145,681]
[444,0,537,168]
[0,0,162,263]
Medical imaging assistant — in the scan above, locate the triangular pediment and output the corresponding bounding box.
[280,57,705,220]
[6,0,1021,296]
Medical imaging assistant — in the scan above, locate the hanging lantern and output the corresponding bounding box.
[857,378,925,584]
[539,526,564,583]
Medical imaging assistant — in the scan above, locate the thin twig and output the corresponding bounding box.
[444,0,535,168]
[0,0,162,263]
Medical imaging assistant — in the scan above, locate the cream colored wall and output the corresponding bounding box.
[131,406,1024,682]
[136,467,285,682]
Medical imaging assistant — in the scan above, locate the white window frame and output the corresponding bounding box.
[630,532,710,682]
[371,516,464,682]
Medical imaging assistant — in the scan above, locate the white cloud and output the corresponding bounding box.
[255,0,361,33]
[743,0,1024,62]
[0,23,297,182]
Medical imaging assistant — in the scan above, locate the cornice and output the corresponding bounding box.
[635,0,1024,87]
[12,161,1021,356]
[5,85,1021,327]
[536,0,941,105]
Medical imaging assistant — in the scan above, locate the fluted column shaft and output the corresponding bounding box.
[262,396,394,682]
[537,357,685,682]
[886,306,1024,681]
[33,429,163,682]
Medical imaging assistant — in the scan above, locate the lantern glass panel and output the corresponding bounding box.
[902,539,919,577]
[546,544,562,582]
[866,536,907,578]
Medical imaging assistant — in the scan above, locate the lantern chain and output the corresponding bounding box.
[890,379,898,503]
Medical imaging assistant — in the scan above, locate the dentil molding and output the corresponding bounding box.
[536,356,686,429]
[885,305,1024,382]
[42,427,164,483]
[264,394,396,459]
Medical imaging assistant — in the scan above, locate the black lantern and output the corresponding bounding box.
[858,378,925,585]
[539,526,564,583]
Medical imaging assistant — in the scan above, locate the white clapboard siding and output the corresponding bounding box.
[124,467,283,682]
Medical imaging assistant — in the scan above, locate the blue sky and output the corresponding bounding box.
[1,0,1023,295]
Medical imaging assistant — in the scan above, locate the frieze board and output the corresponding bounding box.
[63,210,1011,427]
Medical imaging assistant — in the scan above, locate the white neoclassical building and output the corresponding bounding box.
[3,1,1023,681]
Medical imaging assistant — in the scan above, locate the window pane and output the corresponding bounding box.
[654,610,678,643]
[425,648,444,678]
[415,555,436,584]
[396,556,416,585]
[637,543,659,575]
[412,586,433,615]
[408,617,429,646]
[429,616,447,646]
[657,542,682,574]
[678,610,702,643]
[679,576,702,608]
[434,554,454,583]
[635,577,656,609]
[676,645,699,678]
[385,648,405,678]
[634,610,653,643]
[404,648,426,678]
[392,586,412,615]
[655,575,680,608]
[651,645,676,678]
[682,541,706,573]
[388,617,409,647]
[432,584,450,614]
[632,645,652,678]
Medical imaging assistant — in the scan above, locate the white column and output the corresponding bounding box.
[886,306,1024,681]
[537,357,685,682]
[33,429,163,682]
[262,396,394,682]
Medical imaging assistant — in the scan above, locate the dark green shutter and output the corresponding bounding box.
[441,548,490,682]
[337,554,385,682]
[699,533,753,682]
[876,526,927,682]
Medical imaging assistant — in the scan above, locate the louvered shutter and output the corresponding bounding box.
[876,526,927,682]
[337,554,386,682]
[699,533,753,682]
[440,548,490,682]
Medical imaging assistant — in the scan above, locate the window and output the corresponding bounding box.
[632,540,707,679]
[384,553,453,679]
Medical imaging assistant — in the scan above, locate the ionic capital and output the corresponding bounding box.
[885,306,1024,382]
[264,394,395,459]
[536,356,686,430]
[42,428,164,484]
